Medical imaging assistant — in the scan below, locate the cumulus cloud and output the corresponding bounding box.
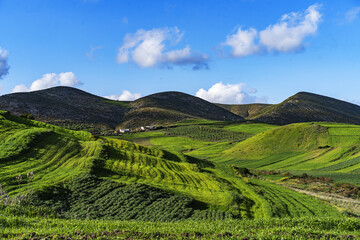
[223,4,322,57]
[105,90,141,101]
[345,7,360,23]
[223,28,259,57]
[0,47,10,79]
[12,72,81,93]
[196,82,265,104]
[117,27,209,70]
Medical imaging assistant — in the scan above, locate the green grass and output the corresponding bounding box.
[1,214,359,239]
[223,122,278,134]
[221,122,360,174]
[111,131,164,142]
[163,125,252,142]
[4,110,360,239]
[173,119,224,126]
[101,99,130,107]
[1,213,359,239]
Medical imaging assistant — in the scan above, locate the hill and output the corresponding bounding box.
[0,87,243,131]
[250,92,360,125]
[0,86,129,132]
[223,122,360,172]
[216,103,271,118]
[120,91,243,128]
[0,110,340,221]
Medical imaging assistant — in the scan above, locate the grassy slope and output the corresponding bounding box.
[222,122,360,175]
[0,114,341,221]
[0,111,229,211]
[124,123,341,218]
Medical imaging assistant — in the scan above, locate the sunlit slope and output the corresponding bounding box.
[0,112,341,219]
[0,111,232,210]
[224,122,360,172]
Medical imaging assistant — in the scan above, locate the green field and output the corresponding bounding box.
[1,213,359,239]
[219,123,360,174]
[2,111,360,239]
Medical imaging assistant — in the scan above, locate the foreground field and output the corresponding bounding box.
[2,110,360,239]
[1,212,359,239]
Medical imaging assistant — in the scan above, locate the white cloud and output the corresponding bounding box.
[0,47,10,79]
[223,4,322,57]
[105,90,141,101]
[259,4,321,52]
[12,84,29,93]
[195,82,265,104]
[345,6,360,23]
[117,27,209,70]
[12,72,81,93]
[223,28,259,57]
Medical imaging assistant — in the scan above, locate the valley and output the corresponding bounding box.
[1,87,360,239]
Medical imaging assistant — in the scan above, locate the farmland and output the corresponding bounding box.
[1,110,360,239]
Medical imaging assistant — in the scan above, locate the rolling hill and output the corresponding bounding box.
[0,110,341,222]
[250,92,360,125]
[0,88,243,131]
[120,91,243,128]
[0,86,129,131]
[2,88,360,131]
[223,122,360,173]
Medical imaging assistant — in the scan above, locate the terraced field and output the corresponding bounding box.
[0,111,343,222]
[222,122,360,173]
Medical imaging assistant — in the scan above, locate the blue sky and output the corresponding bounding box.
[0,0,360,104]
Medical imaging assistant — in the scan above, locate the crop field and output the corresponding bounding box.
[222,122,360,173]
[163,125,252,142]
[223,122,278,134]
[2,111,360,239]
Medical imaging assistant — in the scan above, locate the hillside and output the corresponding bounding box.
[0,110,341,222]
[120,91,243,128]
[223,122,360,172]
[0,86,129,132]
[251,92,360,125]
[216,103,271,118]
[0,87,243,131]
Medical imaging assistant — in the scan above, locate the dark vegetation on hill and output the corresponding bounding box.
[250,92,360,125]
[0,88,243,131]
[35,174,228,221]
[3,87,360,131]
[121,91,243,128]
[0,86,129,132]
[216,103,271,118]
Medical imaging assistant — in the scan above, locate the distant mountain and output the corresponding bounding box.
[120,91,243,128]
[0,86,129,130]
[216,103,271,118]
[250,92,360,125]
[0,87,243,130]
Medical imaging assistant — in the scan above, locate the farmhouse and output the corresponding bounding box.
[118,129,130,133]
